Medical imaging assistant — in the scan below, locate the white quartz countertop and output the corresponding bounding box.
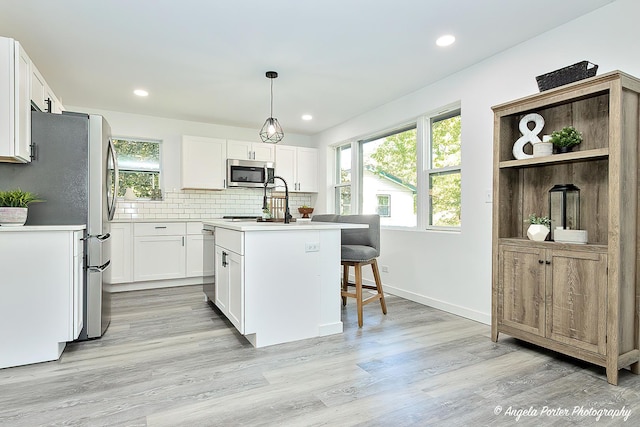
[203,219,366,232]
[0,224,86,232]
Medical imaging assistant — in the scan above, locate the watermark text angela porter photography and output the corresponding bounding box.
[493,405,632,422]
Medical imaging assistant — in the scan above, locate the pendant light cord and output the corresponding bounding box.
[270,78,274,118]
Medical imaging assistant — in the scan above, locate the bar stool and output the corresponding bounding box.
[312,214,387,327]
[338,214,387,327]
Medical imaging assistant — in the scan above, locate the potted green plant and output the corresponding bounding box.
[0,189,44,226]
[526,214,551,241]
[550,126,582,153]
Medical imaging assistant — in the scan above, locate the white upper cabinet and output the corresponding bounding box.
[32,62,64,114]
[227,139,274,162]
[274,145,318,192]
[181,135,227,190]
[31,64,46,112]
[0,37,32,163]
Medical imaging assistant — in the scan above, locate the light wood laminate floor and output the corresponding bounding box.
[1,285,639,426]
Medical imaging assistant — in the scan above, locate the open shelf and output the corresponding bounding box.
[499,148,609,169]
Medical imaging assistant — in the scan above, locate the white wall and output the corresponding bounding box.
[65,106,314,192]
[312,0,640,324]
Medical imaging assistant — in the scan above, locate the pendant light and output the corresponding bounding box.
[259,71,284,143]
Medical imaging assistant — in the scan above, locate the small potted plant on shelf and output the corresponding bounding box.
[298,204,314,218]
[526,214,551,241]
[0,189,44,226]
[550,126,582,153]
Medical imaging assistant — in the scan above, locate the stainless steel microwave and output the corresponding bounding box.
[227,159,275,188]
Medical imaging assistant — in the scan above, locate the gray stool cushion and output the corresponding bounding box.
[341,244,378,262]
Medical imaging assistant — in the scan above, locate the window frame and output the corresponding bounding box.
[425,108,462,231]
[331,102,461,231]
[112,137,163,200]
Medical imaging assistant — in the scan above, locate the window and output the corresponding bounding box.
[332,105,461,230]
[360,126,417,227]
[335,144,352,215]
[377,194,390,217]
[112,138,161,199]
[427,111,461,227]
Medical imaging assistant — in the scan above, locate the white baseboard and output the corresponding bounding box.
[348,274,490,325]
[106,277,203,293]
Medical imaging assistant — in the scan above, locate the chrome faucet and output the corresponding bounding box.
[262,175,292,223]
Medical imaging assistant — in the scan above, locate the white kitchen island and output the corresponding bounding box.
[202,220,364,348]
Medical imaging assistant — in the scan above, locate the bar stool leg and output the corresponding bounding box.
[342,264,349,306]
[371,259,387,314]
[355,263,364,328]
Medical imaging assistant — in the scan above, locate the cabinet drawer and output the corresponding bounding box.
[134,222,186,236]
[216,228,244,255]
[187,222,204,235]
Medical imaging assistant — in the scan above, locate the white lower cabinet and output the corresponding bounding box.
[110,223,133,284]
[133,222,186,281]
[71,230,84,339]
[214,228,245,333]
[0,227,85,369]
[111,221,206,285]
[186,222,206,277]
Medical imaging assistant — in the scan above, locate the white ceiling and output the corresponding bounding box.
[0,0,615,136]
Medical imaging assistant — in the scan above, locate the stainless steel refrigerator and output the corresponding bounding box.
[0,110,118,340]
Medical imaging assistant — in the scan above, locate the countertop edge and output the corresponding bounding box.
[0,224,86,232]
[202,220,367,232]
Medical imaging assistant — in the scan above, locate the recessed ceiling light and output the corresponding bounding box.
[436,34,455,47]
[302,114,313,121]
[133,89,149,97]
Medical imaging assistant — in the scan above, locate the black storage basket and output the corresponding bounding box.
[536,61,598,91]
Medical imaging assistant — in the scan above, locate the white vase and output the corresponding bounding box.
[527,224,550,241]
[0,207,28,226]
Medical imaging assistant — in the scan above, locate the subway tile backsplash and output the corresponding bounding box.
[114,189,312,220]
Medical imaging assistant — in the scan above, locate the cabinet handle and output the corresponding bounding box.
[155,226,167,229]
[182,236,185,246]
[222,251,228,267]
[545,260,551,265]
[538,260,544,264]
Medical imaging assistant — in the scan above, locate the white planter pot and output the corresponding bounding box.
[527,224,550,241]
[0,207,28,226]
[533,142,553,157]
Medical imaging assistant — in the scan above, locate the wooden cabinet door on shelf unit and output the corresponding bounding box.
[491,71,640,385]
[498,242,607,354]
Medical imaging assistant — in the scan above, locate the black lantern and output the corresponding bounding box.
[548,184,580,240]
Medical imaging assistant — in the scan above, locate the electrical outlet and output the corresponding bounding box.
[485,189,493,203]
[381,265,389,273]
[305,242,319,252]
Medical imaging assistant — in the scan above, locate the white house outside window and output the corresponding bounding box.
[360,126,417,227]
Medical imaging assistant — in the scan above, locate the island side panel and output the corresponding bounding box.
[244,228,342,347]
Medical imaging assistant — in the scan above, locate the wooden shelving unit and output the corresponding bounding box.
[491,71,640,385]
